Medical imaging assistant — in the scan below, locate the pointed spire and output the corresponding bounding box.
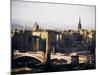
[79,16,81,24]
[78,16,82,30]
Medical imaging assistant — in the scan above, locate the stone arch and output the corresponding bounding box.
[51,58,59,64]
[51,58,68,64]
[14,55,44,63]
[12,56,43,68]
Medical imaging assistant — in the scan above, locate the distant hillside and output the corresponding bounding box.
[11,23,32,30]
[11,23,24,30]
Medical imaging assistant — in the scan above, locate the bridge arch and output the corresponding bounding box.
[51,58,67,64]
[12,56,44,68]
[14,55,44,63]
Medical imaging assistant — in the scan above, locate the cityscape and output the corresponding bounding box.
[11,1,96,74]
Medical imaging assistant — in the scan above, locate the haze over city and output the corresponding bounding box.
[12,0,95,30]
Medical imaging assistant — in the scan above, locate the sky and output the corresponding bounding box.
[12,0,96,30]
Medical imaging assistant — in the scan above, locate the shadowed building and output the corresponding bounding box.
[11,29,34,52]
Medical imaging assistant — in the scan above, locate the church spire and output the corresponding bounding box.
[78,17,82,30]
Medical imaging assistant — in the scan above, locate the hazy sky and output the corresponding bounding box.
[12,0,96,30]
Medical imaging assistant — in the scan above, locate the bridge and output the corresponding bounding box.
[13,50,89,64]
[13,50,72,64]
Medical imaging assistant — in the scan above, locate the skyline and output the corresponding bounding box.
[12,0,96,30]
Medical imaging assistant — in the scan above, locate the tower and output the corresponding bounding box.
[35,22,39,31]
[78,17,82,30]
[32,22,39,31]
